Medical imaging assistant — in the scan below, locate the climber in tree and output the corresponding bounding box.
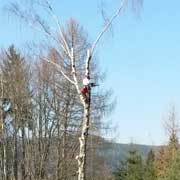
[81,76,98,103]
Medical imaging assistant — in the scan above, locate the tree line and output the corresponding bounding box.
[114,107,180,180]
[1,1,144,179]
[0,27,113,180]
[5,0,131,179]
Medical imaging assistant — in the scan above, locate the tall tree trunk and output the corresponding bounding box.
[21,127,26,180]
[77,88,91,180]
[0,75,7,180]
[0,112,7,180]
[56,101,69,180]
[2,141,7,180]
[14,133,18,180]
[56,122,61,180]
[61,100,69,180]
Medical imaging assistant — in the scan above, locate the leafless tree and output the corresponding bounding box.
[0,45,32,180]
[6,0,143,179]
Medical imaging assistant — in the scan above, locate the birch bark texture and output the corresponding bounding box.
[7,0,143,179]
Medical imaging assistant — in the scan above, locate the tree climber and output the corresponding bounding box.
[81,76,98,103]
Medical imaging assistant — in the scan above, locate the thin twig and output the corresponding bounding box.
[44,0,71,57]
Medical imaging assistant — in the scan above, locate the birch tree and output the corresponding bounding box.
[7,0,143,179]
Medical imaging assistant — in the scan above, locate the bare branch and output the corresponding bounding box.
[91,0,127,55]
[85,49,91,78]
[43,0,71,57]
[8,2,71,59]
[42,56,76,85]
[70,48,81,96]
[8,2,60,44]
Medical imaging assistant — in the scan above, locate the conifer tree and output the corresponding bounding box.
[114,148,144,180]
[165,150,180,180]
[126,149,143,180]
[113,160,127,180]
[155,106,179,180]
[144,150,156,180]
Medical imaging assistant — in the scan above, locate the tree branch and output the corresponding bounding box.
[70,48,81,95]
[91,0,127,55]
[85,49,91,78]
[42,56,76,85]
[8,2,71,59]
[43,0,71,57]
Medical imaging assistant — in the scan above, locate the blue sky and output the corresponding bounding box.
[1,0,180,145]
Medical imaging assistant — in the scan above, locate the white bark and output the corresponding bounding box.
[72,48,91,180]
[76,94,91,180]
[9,1,130,179]
[91,0,127,55]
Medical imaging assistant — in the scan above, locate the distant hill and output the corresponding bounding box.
[98,142,160,170]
